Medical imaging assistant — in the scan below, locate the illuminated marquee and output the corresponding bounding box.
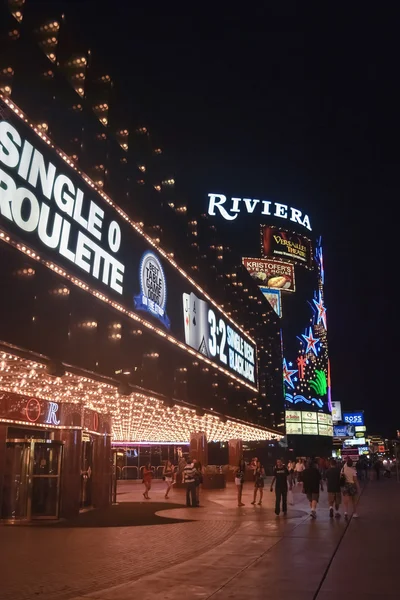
[0,96,257,391]
[208,193,312,231]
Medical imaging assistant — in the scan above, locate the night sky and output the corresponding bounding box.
[73,4,396,436]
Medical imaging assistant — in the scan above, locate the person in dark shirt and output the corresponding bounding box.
[302,458,323,519]
[270,459,289,516]
[326,458,342,518]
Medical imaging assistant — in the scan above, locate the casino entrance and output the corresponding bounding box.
[1,433,63,521]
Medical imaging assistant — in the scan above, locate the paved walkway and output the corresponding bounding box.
[0,477,398,599]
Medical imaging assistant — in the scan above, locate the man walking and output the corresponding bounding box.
[326,458,342,518]
[183,457,197,507]
[302,458,324,519]
[270,459,289,516]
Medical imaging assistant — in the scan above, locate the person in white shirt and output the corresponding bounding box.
[295,458,305,483]
[341,459,360,519]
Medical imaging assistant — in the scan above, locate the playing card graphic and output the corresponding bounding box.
[182,292,210,357]
[183,293,190,345]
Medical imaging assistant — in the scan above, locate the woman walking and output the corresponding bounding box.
[341,458,360,519]
[235,459,246,506]
[142,462,152,500]
[193,460,203,506]
[163,460,174,499]
[251,460,265,505]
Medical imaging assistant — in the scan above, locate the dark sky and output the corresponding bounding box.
[74,3,397,436]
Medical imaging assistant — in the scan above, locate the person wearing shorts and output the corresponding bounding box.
[251,460,265,505]
[163,460,174,499]
[342,459,360,519]
[326,458,342,518]
[302,459,323,518]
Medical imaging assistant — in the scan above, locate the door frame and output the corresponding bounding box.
[5,437,64,521]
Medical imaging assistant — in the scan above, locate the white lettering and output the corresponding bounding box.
[45,401,60,425]
[38,203,62,248]
[73,188,88,228]
[207,193,312,230]
[12,187,40,232]
[231,198,241,213]
[53,174,75,217]
[17,140,33,179]
[75,231,92,273]
[108,220,121,252]
[87,201,104,241]
[274,203,288,219]
[290,207,303,226]
[243,198,259,213]
[59,219,76,262]
[0,121,21,168]
[207,193,238,221]
[261,200,271,215]
[302,214,311,231]
[0,167,16,220]
[27,149,56,200]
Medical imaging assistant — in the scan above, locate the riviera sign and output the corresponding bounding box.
[207,193,312,231]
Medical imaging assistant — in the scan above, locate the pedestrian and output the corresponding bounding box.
[163,460,174,499]
[251,460,265,505]
[270,458,289,516]
[287,459,295,490]
[295,457,305,483]
[326,458,342,518]
[142,462,152,500]
[193,460,203,506]
[341,458,360,519]
[374,459,381,480]
[235,459,246,506]
[302,458,324,519]
[183,456,197,507]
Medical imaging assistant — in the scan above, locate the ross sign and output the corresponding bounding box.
[242,257,295,292]
[333,424,355,438]
[261,225,312,266]
[343,412,364,425]
[182,293,256,385]
[0,99,257,390]
[259,288,281,317]
[207,193,311,230]
[331,401,342,423]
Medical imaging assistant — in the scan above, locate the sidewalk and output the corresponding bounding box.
[0,478,398,600]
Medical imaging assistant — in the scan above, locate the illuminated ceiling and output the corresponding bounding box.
[0,351,282,443]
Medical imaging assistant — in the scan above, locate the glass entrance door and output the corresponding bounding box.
[31,441,63,519]
[1,441,30,520]
[1,439,63,521]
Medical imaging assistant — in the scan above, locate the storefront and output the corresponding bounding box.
[0,354,112,522]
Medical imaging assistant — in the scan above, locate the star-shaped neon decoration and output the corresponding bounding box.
[283,359,298,389]
[301,327,320,356]
[313,291,327,330]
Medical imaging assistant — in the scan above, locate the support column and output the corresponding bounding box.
[190,432,208,466]
[228,438,243,468]
[54,429,82,519]
[0,424,8,517]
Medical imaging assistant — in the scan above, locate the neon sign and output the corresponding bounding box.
[207,193,312,231]
[45,401,60,425]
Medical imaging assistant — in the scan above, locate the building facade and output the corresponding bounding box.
[0,1,283,521]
